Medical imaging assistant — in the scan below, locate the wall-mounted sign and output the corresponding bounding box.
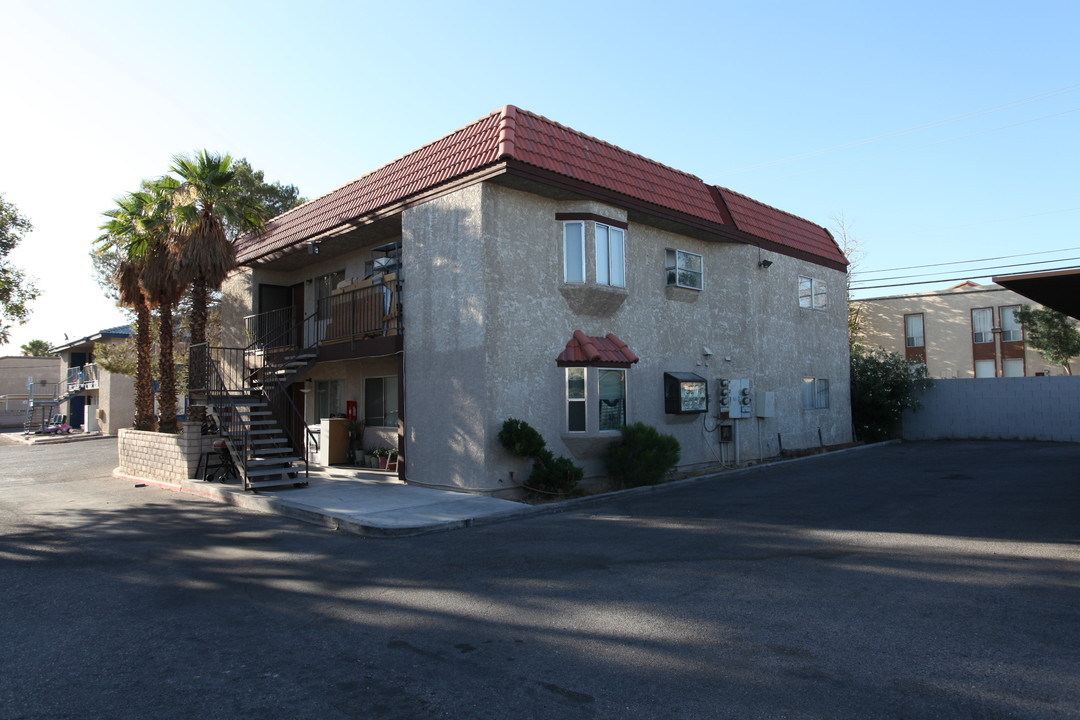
[664,372,708,414]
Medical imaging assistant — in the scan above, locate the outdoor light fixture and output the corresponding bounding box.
[758,259,773,269]
[308,239,320,255]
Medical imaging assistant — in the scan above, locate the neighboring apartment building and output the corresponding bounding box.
[853,281,1079,378]
[218,105,851,495]
[50,325,135,434]
[0,355,63,427]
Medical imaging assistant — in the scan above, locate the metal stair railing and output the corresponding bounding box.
[190,343,318,489]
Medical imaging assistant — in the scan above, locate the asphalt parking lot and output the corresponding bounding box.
[0,438,1077,719]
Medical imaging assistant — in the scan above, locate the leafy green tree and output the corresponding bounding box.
[1014,305,1080,375]
[229,159,304,238]
[20,339,54,356]
[0,194,40,343]
[850,346,933,442]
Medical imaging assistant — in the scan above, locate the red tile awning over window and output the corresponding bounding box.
[557,330,639,367]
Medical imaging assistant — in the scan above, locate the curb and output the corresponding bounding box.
[115,440,899,538]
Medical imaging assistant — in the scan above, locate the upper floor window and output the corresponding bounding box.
[563,222,585,283]
[904,313,925,348]
[1000,305,1022,342]
[972,308,993,343]
[665,249,703,290]
[799,276,827,309]
[561,219,626,287]
[595,224,625,287]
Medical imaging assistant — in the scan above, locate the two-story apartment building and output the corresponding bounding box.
[217,106,851,495]
[853,281,1079,378]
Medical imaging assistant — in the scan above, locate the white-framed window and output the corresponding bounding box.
[1002,358,1025,377]
[974,359,996,378]
[1000,306,1022,342]
[364,376,399,427]
[315,379,344,421]
[598,368,626,430]
[972,308,993,343]
[799,276,827,309]
[665,249,703,290]
[801,377,830,409]
[904,313,925,348]
[564,366,627,432]
[563,221,585,283]
[566,367,586,432]
[595,224,625,287]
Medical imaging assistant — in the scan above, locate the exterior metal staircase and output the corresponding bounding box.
[190,344,316,491]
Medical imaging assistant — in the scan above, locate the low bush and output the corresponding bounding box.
[498,418,583,497]
[604,422,681,489]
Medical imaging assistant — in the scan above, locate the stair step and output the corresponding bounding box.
[246,465,298,478]
[247,456,302,467]
[247,420,279,426]
[251,438,290,446]
[249,429,285,436]
[247,477,304,489]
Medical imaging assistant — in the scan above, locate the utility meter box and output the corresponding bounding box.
[717,378,753,418]
[729,378,753,419]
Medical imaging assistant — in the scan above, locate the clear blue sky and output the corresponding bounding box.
[1,0,1077,353]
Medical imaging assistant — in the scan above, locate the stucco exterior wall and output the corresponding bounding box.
[901,376,1080,441]
[220,268,254,348]
[854,285,1078,377]
[0,356,62,395]
[403,182,851,494]
[98,369,134,435]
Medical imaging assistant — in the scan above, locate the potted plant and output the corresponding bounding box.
[372,447,390,469]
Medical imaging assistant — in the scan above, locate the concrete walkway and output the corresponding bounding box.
[126,465,532,537]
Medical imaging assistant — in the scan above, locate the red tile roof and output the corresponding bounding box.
[558,331,640,366]
[237,106,846,270]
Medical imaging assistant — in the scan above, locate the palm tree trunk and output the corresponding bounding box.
[157,303,178,434]
[188,277,208,424]
[133,300,154,431]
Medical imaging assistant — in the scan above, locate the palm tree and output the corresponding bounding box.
[171,150,267,349]
[139,233,185,433]
[170,151,267,421]
[97,178,183,433]
[98,193,158,431]
[114,259,154,430]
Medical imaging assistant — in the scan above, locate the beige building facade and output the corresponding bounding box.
[219,106,852,495]
[853,281,1079,378]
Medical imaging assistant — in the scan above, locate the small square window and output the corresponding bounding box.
[665,249,703,290]
[799,276,827,310]
[801,377,829,409]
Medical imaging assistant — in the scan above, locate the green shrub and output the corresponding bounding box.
[529,449,585,495]
[498,418,583,497]
[604,422,681,489]
[850,345,933,442]
[497,418,546,458]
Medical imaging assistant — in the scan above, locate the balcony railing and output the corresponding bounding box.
[65,364,100,393]
[244,275,401,352]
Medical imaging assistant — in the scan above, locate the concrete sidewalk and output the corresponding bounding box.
[127,466,532,537]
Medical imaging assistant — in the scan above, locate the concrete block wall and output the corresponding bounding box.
[117,422,204,484]
[902,377,1080,442]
